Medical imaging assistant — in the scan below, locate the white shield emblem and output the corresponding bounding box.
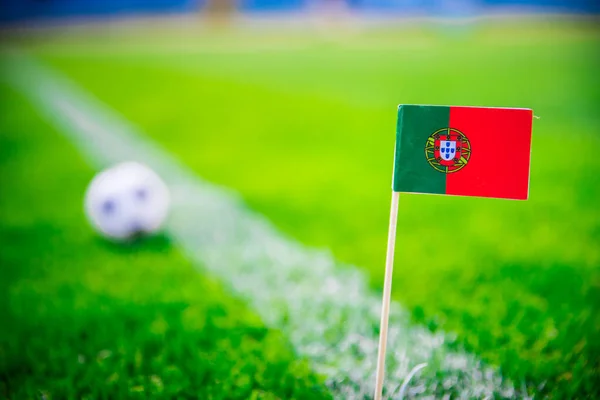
[440,140,457,161]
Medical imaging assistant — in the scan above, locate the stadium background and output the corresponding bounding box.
[1,0,599,21]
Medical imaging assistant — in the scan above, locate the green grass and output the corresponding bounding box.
[0,85,330,399]
[2,16,600,398]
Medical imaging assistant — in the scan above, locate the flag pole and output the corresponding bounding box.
[374,190,400,400]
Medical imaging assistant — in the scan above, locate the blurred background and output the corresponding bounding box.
[0,0,599,21]
[0,0,599,398]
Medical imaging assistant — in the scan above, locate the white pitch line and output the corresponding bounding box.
[2,51,526,399]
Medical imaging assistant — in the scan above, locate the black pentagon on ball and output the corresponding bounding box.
[135,188,148,201]
[102,199,116,214]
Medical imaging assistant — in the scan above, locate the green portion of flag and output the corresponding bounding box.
[393,105,449,193]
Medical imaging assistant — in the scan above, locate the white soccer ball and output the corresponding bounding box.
[84,161,170,241]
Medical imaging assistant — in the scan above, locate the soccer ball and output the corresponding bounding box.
[84,161,170,241]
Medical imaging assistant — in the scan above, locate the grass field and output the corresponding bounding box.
[0,84,330,398]
[1,15,600,398]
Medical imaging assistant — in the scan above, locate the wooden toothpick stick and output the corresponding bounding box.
[374,190,400,400]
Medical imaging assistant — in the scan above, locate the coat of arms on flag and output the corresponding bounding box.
[425,128,471,173]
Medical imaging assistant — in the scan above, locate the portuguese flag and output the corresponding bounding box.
[393,105,533,200]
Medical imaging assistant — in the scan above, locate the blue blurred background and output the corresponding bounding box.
[1,0,598,22]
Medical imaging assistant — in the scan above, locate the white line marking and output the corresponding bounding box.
[396,363,428,399]
[2,51,526,399]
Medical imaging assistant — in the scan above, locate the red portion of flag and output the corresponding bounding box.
[446,106,533,200]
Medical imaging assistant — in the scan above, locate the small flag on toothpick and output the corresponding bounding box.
[374,104,534,400]
[393,104,533,200]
